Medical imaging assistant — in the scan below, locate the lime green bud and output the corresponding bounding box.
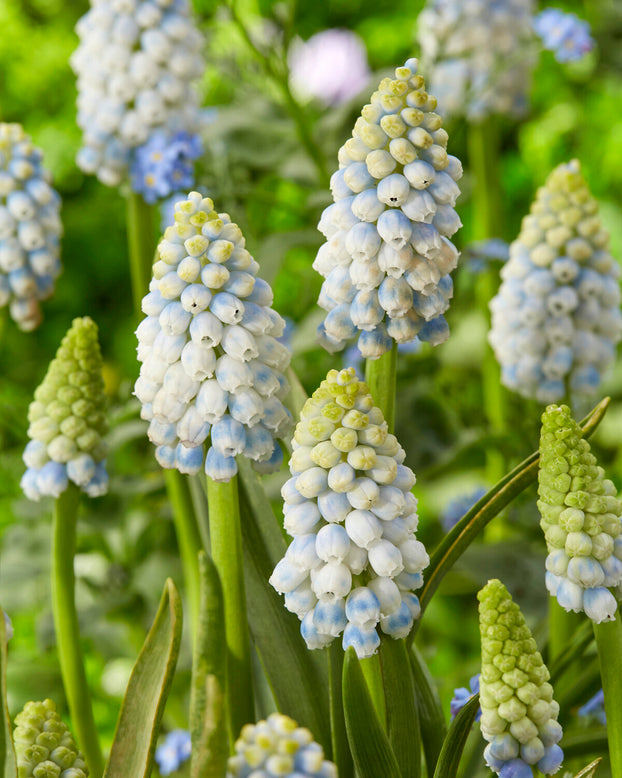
[13,699,88,777]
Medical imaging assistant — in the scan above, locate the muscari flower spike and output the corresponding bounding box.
[226,713,337,778]
[489,160,622,403]
[135,192,292,482]
[71,0,205,189]
[155,729,191,776]
[314,59,463,360]
[13,699,89,778]
[21,317,108,501]
[538,404,622,623]
[534,8,595,64]
[417,0,536,120]
[478,579,564,778]
[0,123,62,331]
[270,368,428,659]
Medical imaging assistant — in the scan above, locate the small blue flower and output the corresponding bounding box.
[534,8,595,63]
[131,131,203,204]
[578,688,606,725]
[441,487,487,533]
[155,730,191,776]
[450,674,481,721]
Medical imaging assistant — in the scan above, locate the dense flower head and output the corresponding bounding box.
[0,123,62,331]
[71,0,204,188]
[417,0,536,120]
[289,29,371,107]
[534,8,595,63]
[226,714,337,778]
[130,130,202,204]
[135,192,292,482]
[478,580,564,777]
[270,368,428,658]
[489,160,621,403]
[21,317,108,501]
[13,699,89,777]
[538,404,622,623]
[155,730,191,776]
[315,59,463,360]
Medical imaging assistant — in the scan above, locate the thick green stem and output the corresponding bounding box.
[206,474,254,743]
[594,613,622,777]
[547,598,581,664]
[328,642,354,778]
[126,191,156,317]
[165,470,202,641]
[364,343,398,434]
[52,484,104,778]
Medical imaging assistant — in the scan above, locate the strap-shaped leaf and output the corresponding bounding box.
[432,693,480,778]
[414,398,609,634]
[562,731,607,761]
[237,459,331,752]
[343,647,402,778]
[380,638,420,778]
[189,552,228,778]
[409,644,446,777]
[328,644,354,778]
[574,758,602,777]
[104,579,183,778]
[0,609,16,778]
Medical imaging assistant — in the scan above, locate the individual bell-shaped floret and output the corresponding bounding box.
[13,698,89,777]
[135,192,292,482]
[478,580,564,777]
[538,404,622,623]
[0,123,62,331]
[71,0,205,189]
[270,368,427,658]
[314,59,463,360]
[226,713,336,778]
[489,160,621,403]
[21,317,108,501]
[417,0,536,120]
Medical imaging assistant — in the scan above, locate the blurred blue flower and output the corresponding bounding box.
[155,730,191,776]
[343,340,422,376]
[534,8,595,63]
[450,674,481,720]
[441,487,487,532]
[463,239,510,274]
[276,316,295,351]
[578,689,606,725]
[131,131,203,204]
[3,612,12,642]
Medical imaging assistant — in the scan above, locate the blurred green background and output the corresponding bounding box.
[1,0,621,774]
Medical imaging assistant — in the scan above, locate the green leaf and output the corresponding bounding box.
[189,552,228,778]
[573,757,602,777]
[103,579,183,778]
[328,643,354,778]
[379,638,420,778]
[432,693,480,778]
[549,619,594,684]
[342,647,402,778]
[0,608,16,778]
[414,398,610,632]
[562,730,607,761]
[409,645,446,777]
[237,459,331,752]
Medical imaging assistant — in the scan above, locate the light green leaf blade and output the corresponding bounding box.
[189,552,228,778]
[0,608,16,778]
[103,579,183,778]
[409,644,446,777]
[342,647,402,778]
[432,693,480,778]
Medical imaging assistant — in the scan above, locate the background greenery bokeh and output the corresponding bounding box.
[1,0,621,774]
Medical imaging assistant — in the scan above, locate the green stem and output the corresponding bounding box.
[364,343,398,433]
[328,642,354,778]
[593,613,622,777]
[126,191,156,317]
[206,474,254,743]
[165,470,202,641]
[52,484,104,778]
[547,598,581,664]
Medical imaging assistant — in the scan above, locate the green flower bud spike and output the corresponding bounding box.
[538,404,622,623]
[21,317,108,501]
[13,699,88,778]
[478,580,564,777]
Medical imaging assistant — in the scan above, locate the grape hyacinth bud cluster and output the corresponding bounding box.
[226,714,337,778]
[417,0,535,120]
[71,0,204,188]
[538,404,622,623]
[489,160,622,403]
[316,59,463,359]
[0,124,62,331]
[21,317,108,501]
[270,368,428,659]
[478,580,564,777]
[13,699,89,778]
[135,192,292,482]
